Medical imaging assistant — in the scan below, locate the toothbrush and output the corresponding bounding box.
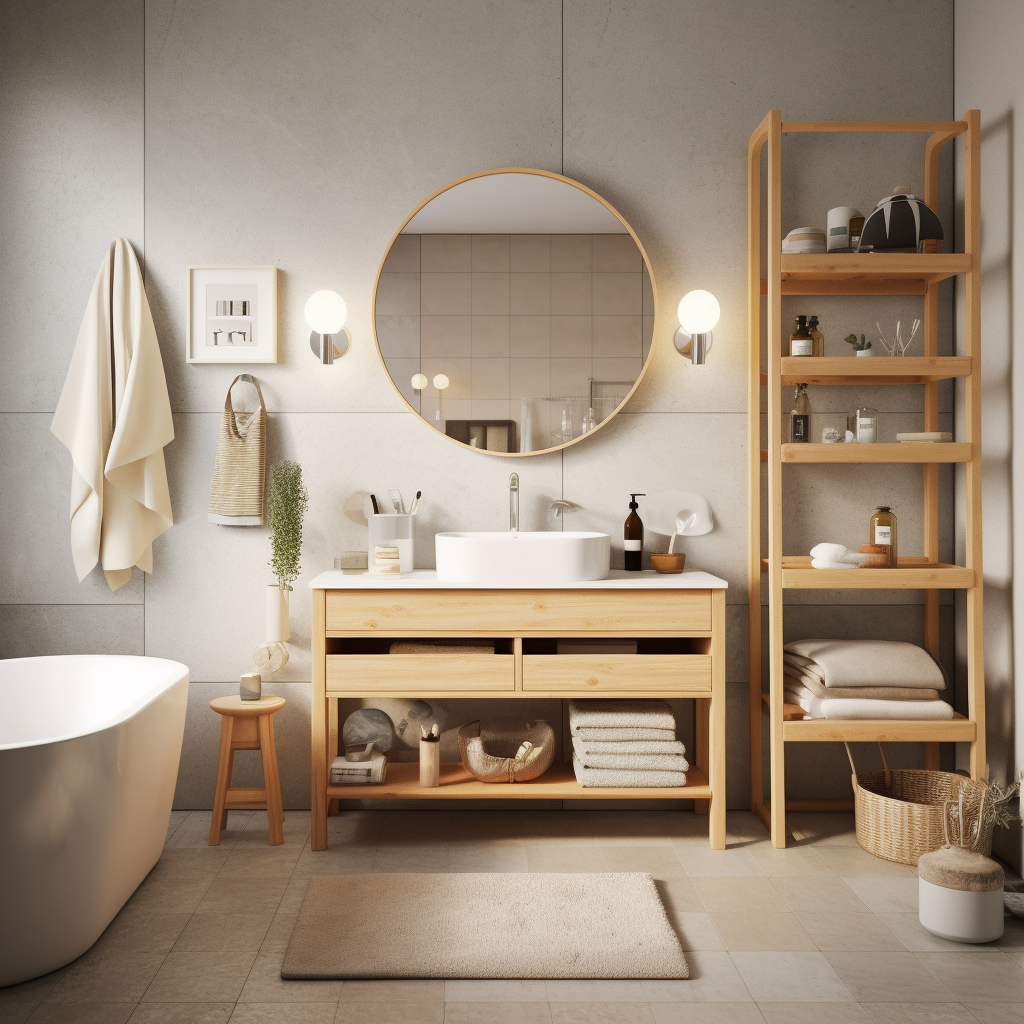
[410,490,422,514]
[389,489,404,513]
[370,494,380,515]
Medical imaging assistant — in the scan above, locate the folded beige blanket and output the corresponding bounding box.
[783,666,939,702]
[784,683,954,720]
[784,640,945,690]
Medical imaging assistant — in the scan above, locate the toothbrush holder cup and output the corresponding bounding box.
[368,514,415,574]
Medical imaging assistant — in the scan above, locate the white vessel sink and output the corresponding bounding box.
[435,531,611,585]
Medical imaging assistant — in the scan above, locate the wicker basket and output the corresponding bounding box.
[845,744,993,865]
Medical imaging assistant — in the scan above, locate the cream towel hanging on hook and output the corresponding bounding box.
[51,238,174,591]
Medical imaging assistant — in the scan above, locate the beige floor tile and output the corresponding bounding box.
[692,878,788,914]
[674,912,727,951]
[44,953,167,1004]
[525,846,607,872]
[447,844,530,872]
[674,848,764,878]
[334,1001,444,1023]
[823,952,954,1002]
[444,981,548,1002]
[141,951,256,1003]
[236,811,312,849]
[197,878,289,916]
[655,877,706,917]
[724,814,771,842]
[545,981,648,1001]
[549,1003,653,1023]
[166,812,252,849]
[291,847,377,878]
[0,1007,33,1024]
[172,912,274,952]
[962,1003,1024,1024]
[860,1004,977,1024]
[444,1004,551,1024]
[237,952,343,1004]
[841,878,919,914]
[220,848,301,879]
[914,951,1024,1003]
[796,912,907,952]
[340,981,444,1002]
[373,844,451,873]
[876,913,984,951]
[651,1003,767,1024]
[744,844,831,878]
[771,877,869,915]
[813,848,917,878]
[1004,948,1024,966]
[126,879,215,915]
[228,1002,337,1021]
[0,971,69,1013]
[260,914,297,953]
[91,911,192,955]
[709,911,817,952]
[730,951,854,1002]
[785,814,858,847]
[24,1004,135,1023]
[994,918,1024,948]
[758,1003,870,1024]
[126,1005,234,1022]
[643,952,752,1002]
[146,849,231,883]
[657,814,722,842]
[277,877,312,915]
[599,846,687,877]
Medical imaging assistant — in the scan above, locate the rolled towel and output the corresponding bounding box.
[810,543,869,566]
[783,666,940,701]
[568,699,675,732]
[572,737,689,772]
[572,754,687,788]
[785,640,945,689]
[573,727,677,742]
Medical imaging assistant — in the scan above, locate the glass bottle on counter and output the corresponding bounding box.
[789,315,813,357]
[807,315,825,357]
[869,505,898,567]
[790,384,810,443]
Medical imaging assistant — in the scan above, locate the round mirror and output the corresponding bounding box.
[373,169,656,455]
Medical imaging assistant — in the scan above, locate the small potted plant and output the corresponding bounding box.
[266,460,308,643]
[845,333,872,357]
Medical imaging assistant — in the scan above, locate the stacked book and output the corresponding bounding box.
[783,639,953,720]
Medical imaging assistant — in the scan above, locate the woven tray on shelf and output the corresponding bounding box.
[845,743,993,866]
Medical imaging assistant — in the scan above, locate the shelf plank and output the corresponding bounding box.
[779,254,971,295]
[326,762,710,800]
[775,556,975,589]
[781,442,971,464]
[781,120,967,134]
[780,356,971,385]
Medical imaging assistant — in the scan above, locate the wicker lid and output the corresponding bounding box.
[918,846,1004,892]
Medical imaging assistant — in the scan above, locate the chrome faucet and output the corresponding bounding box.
[509,473,519,532]
[549,499,581,518]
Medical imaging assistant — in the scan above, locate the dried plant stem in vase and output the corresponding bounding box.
[876,319,920,357]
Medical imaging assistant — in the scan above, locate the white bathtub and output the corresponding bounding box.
[0,655,189,987]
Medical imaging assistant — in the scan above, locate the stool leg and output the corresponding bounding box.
[210,716,235,846]
[259,713,285,846]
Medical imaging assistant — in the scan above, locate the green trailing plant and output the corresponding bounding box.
[845,332,871,352]
[267,460,308,591]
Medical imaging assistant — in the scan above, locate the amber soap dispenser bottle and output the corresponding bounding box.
[624,493,646,571]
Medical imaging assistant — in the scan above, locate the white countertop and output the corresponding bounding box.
[309,569,728,590]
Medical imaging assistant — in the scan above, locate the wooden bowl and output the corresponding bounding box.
[651,553,686,574]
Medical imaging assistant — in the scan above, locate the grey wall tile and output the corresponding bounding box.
[0,604,144,659]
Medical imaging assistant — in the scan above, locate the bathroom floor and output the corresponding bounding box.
[3,809,1023,1024]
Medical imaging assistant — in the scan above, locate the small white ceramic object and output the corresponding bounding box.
[239,672,262,700]
[267,584,290,643]
[435,532,610,585]
[919,877,1004,943]
[645,490,714,539]
[856,348,874,357]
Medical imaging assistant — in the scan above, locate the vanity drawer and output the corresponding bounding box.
[325,589,711,635]
[521,654,712,694]
[326,654,515,693]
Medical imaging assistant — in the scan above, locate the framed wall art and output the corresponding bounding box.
[186,265,278,363]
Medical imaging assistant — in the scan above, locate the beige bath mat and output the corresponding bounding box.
[281,872,688,979]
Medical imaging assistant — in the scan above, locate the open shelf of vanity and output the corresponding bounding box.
[747,112,986,847]
[309,569,728,850]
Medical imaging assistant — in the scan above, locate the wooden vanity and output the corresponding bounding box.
[309,570,728,850]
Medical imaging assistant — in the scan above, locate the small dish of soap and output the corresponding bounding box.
[651,553,686,574]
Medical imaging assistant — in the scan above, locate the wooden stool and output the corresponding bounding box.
[209,695,286,846]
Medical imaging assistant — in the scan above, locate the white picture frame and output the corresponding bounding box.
[186,265,278,363]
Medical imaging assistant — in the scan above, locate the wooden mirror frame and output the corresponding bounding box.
[372,167,658,457]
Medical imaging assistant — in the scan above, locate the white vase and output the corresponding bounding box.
[267,585,290,643]
[856,349,874,357]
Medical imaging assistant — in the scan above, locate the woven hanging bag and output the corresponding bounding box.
[208,374,266,525]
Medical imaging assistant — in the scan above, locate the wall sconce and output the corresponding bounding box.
[674,289,720,365]
[411,372,450,420]
[305,290,350,364]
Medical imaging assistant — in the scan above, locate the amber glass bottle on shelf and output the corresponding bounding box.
[790,384,810,443]
[869,506,898,567]
[807,315,825,357]
[788,315,813,357]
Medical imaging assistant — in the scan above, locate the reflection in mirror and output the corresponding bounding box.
[374,171,655,455]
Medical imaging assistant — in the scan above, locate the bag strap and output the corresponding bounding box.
[844,741,857,774]
[224,374,265,439]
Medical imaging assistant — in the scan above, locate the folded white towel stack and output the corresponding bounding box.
[810,543,869,570]
[783,639,951,720]
[568,700,688,788]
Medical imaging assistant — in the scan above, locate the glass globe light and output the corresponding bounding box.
[304,290,347,335]
[433,373,450,390]
[411,373,428,390]
[677,290,720,334]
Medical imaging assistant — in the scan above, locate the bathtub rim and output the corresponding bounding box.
[0,654,190,752]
